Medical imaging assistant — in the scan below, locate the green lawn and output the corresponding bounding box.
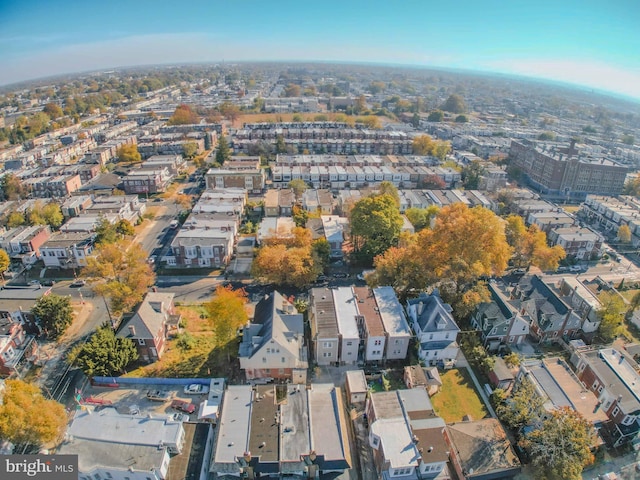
[430,368,488,423]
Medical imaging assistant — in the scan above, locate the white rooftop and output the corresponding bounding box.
[374,286,411,336]
[332,287,360,339]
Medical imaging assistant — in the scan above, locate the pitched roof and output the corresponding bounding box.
[407,291,459,333]
[117,292,174,339]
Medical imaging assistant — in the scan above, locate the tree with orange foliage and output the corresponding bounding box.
[168,104,199,125]
[205,285,249,350]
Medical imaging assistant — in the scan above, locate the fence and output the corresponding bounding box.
[91,376,211,386]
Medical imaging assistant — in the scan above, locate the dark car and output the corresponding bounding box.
[171,399,196,414]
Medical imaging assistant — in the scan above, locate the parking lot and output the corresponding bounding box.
[80,383,210,420]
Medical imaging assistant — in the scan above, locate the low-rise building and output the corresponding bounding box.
[547,226,603,259]
[39,232,95,268]
[205,157,265,193]
[374,286,411,361]
[0,317,38,378]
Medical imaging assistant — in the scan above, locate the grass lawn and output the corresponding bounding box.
[430,368,488,423]
[125,305,242,381]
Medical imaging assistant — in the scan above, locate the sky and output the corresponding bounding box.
[0,0,639,99]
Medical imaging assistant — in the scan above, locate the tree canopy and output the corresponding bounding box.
[288,179,308,199]
[85,241,156,315]
[427,110,444,122]
[350,194,403,265]
[0,248,9,277]
[505,216,566,271]
[0,173,28,201]
[597,291,626,342]
[461,160,486,189]
[411,134,450,159]
[405,206,439,232]
[68,326,138,377]
[206,285,249,349]
[521,407,595,480]
[32,294,74,339]
[441,94,466,113]
[0,379,67,446]
[495,377,545,431]
[617,224,632,243]
[215,135,231,165]
[168,104,199,125]
[116,144,141,164]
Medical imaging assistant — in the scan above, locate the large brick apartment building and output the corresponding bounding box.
[509,140,628,200]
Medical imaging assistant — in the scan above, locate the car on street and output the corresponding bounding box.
[333,272,349,278]
[171,399,197,414]
[169,220,179,229]
[184,384,209,395]
[71,279,86,287]
[146,390,173,402]
[569,265,584,272]
[29,280,41,285]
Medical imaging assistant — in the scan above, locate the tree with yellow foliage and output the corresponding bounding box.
[0,379,67,447]
[505,215,566,271]
[206,285,249,351]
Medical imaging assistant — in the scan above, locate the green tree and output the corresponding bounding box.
[597,291,626,342]
[0,379,67,447]
[582,125,597,134]
[312,238,331,269]
[461,160,486,189]
[0,173,28,200]
[621,134,635,146]
[32,294,74,339]
[405,206,439,231]
[43,102,63,119]
[521,407,595,480]
[455,114,469,123]
[275,134,287,154]
[117,144,141,163]
[377,181,400,207]
[427,110,444,122]
[68,326,138,377]
[95,216,119,245]
[206,285,249,352]
[182,141,198,158]
[350,194,403,265]
[495,377,545,430]
[292,204,309,227]
[538,131,556,141]
[42,202,63,229]
[623,177,640,197]
[215,135,231,165]
[288,179,308,199]
[441,94,466,113]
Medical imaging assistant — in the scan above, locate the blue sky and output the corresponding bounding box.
[1,0,639,98]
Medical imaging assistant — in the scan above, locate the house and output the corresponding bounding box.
[122,168,172,194]
[205,158,265,193]
[572,347,640,447]
[39,232,95,269]
[209,384,350,478]
[309,288,340,366]
[58,407,186,480]
[488,357,515,391]
[511,275,582,342]
[366,388,452,479]
[302,189,334,214]
[345,369,368,405]
[239,291,308,384]
[547,226,603,260]
[264,188,296,217]
[472,281,530,351]
[444,419,521,480]
[0,225,50,265]
[374,287,411,361]
[169,213,236,267]
[332,287,360,365]
[320,215,349,259]
[354,286,387,363]
[518,357,608,428]
[555,276,602,337]
[404,365,444,396]
[406,291,460,367]
[116,292,180,363]
[0,317,38,378]
[257,217,296,245]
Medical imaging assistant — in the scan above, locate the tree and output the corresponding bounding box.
[95,216,119,245]
[350,194,403,265]
[183,141,198,158]
[42,202,63,229]
[621,134,635,146]
[413,134,436,155]
[623,177,640,197]
[0,173,28,200]
[205,285,249,349]
[441,94,466,113]
[0,248,9,281]
[455,114,469,123]
[405,206,439,231]
[421,174,447,190]
[538,131,556,141]
[461,160,486,189]
[215,135,231,165]
[85,241,155,315]
[618,224,632,243]
[6,211,25,228]
[43,102,63,119]
[292,204,309,227]
[32,294,74,339]
[219,102,241,122]
[359,115,381,129]
[597,291,626,341]
[68,326,138,377]
[0,379,66,446]
[355,95,367,114]
[168,104,199,125]
[284,84,301,97]
[116,144,141,164]
[433,141,451,161]
[427,110,444,122]
[505,216,566,271]
[495,377,545,430]
[115,219,135,236]
[378,181,400,207]
[275,134,287,154]
[312,238,331,269]
[521,407,595,480]
[288,179,308,199]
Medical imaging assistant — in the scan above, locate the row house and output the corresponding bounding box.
[141,154,186,175]
[61,195,93,218]
[0,317,38,378]
[366,388,451,480]
[168,215,236,268]
[264,188,296,217]
[320,215,349,259]
[122,168,172,195]
[301,188,334,213]
[472,281,530,351]
[581,195,640,246]
[137,138,204,159]
[30,174,82,198]
[547,226,603,259]
[85,194,145,223]
[0,225,51,264]
[407,291,461,367]
[310,286,411,366]
[572,347,640,447]
[193,188,247,215]
[238,291,308,383]
[40,232,95,269]
[527,210,576,233]
[205,161,266,193]
[117,292,179,363]
[554,277,602,337]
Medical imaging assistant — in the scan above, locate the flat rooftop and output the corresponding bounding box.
[332,287,359,339]
[374,286,411,336]
[214,385,252,464]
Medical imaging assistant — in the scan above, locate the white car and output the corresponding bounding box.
[171,412,189,423]
[183,384,209,395]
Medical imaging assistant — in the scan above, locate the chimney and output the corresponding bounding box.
[128,325,136,336]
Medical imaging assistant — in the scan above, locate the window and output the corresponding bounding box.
[262,357,267,363]
[346,341,353,346]
[323,341,332,348]
[429,334,433,340]
[138,338,145,346]
[374,339,381,346]
[612,406,620,417]
[622,415,635,426]
[94,475,101,480]
[281,357,285,363]
[266,348,271,353]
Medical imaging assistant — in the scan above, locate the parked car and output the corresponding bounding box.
[171,412,190,423]
[184,384,209,395]
[71,279,86,287]
[146,390,173,402]
[569,265,583,272]
[333,272,349,278]
[169,220,179,229]
[171,399,196,414]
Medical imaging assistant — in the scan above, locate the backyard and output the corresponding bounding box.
[125,305,242,381]
[430,368,489,423]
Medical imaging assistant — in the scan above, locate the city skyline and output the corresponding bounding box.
[1,0,639,100]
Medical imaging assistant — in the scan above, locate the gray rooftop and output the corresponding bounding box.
[214,385,253,465]
[374,286,411,336]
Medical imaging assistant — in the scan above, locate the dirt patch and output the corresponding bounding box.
[61,301,95,343]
